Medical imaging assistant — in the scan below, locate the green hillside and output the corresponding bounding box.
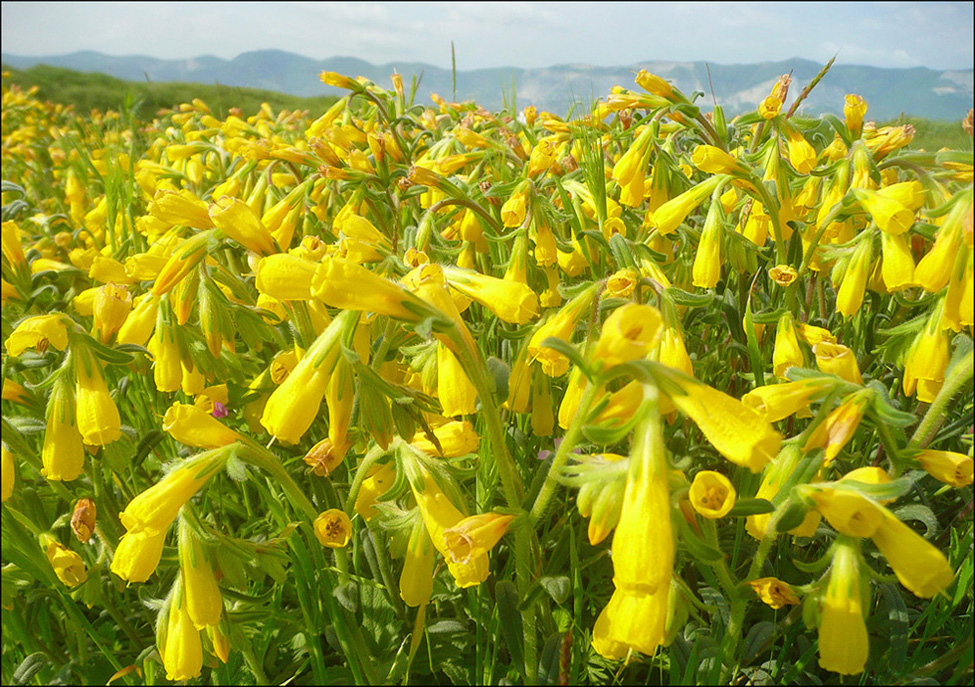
[1,63,338,118]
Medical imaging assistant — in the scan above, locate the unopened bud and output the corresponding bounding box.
[71,498,97,542]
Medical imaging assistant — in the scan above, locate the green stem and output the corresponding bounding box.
[910,350,974,448]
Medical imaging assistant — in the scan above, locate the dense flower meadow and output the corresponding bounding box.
[1,66,973,685]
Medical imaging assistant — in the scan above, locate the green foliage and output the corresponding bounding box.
[1,63,337,118]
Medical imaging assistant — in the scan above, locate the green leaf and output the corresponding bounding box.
[666,287,713,307]
[775,498,811,533]
[539,576,570,605]
[333,581,359,614]
[727,498,775,517]
[495,580,526,679]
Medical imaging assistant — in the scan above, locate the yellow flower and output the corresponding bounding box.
[747,577,800,609]
[410,420,480,458]
[407,460,488,589]
[852,188,914,235]
[691,145,747,175]
[42,382,86,481]
[354,462,396,520]
[773,313,803,379]
[880,232,916,291]
[117,294,159,346]
[818,541,869,675]
[804,391,870,465]
[742,379,829,423]
[651,176,723,235]
[768,264,798,287]
[119,449,227,536]
[916,450,973,488]
[1,447,13,502]
[527,286,598,377]
[903,309,949,403]
[688,470,736,519]
[808,487,885,538]
[311,257,433,322]
[441,266,539,324]
[208,196,277,256]
[4,314,70,356]
[255,253,318,301]
[164,402,241,450]
[151,230,215,296]
[844,95,868,137]
[635,70,676,100]
[260,312,349,444]
[149,189,213,230]
[92,283,132,343]
[159,591,204,682]
[111,529,167,583]
[813,342,862,384]
[593,586,670,659]
[871,510,953,598]
[436,342,478,416]
[592,303,663,370]
[692,203,723,289]
[400,518,436,607]
[670,380,782,473]
[746,446,822,540]
[501,188,528,228]
[43,536,87,587]
[758,74,791,119]
[1,220,27,267]
[314,509,353,548]
[836,238,872,318]
[443,513,515,565]
[179,523,222,629]
[786,129,817,174]
[796,322,836,347]
[75,356,122,446]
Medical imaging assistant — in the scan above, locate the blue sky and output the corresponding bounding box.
[2,1,972,71]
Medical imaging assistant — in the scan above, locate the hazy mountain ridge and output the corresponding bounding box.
[2,50,971,119]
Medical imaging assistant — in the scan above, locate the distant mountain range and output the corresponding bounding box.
[2,50,972,120]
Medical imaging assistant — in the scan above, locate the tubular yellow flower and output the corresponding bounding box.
[758,74,791,119]
[803,391,870,465]
[813,342,862,384]
[592,303,663,370]
[691,145,747,175]
[501,189,528,228]
[903,309,949,403]
[688,470,736,519]
[441,266,540,324]
[880,231,915,291]
[436,342,477,416]
[163,402,243,449]
[836,238,872,318]
[312,257,432,322]
[593,391,672,659]
[260,312,349,443]
[692,202,723,289]
[110,528,167,583]
[149,189,213,230]
[75,356,121,446]
[773,313,803,379]
[411,420,480,458]
[747,577,800,609]
[91,283,132,343]
[527,286,598,377]
[1,447,13,501]
[808,487,885,538]
[651,175,723,235]
[42,382,86,481]
[742,379,830,423]
[5,314,70,356]
[785,129,817,174]
[151,230,215,296]
[407,460,488,589]
[504,346,532,413]
[208,196,277,256]
[1,220,27,266]
[844,95,868,137]
[325,356,355,457]
[670,380,782,473]
[314,509,353,548]
[852,188,914,235]
[443,513,516,565]
[43,536,87,587]
[179,523,222,629]
[119,449,228,536]
[871,510,954,598]
[147,324,183,394]
[160,592,204,682]
[255,253,318,301]
[818,540,869,676]
[400,518,436,607]
[796,322,836,347]
[769,264,798,287]
[747,446,821,540]
[916,450,974,487]
[117,294,159,346]
[915,196,968,292]
[354,462,396,520]
[635,70,676,100]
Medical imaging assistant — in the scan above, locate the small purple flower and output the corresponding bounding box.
[211,402,229,419]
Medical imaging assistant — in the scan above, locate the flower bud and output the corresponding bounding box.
[71,498,97,542]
